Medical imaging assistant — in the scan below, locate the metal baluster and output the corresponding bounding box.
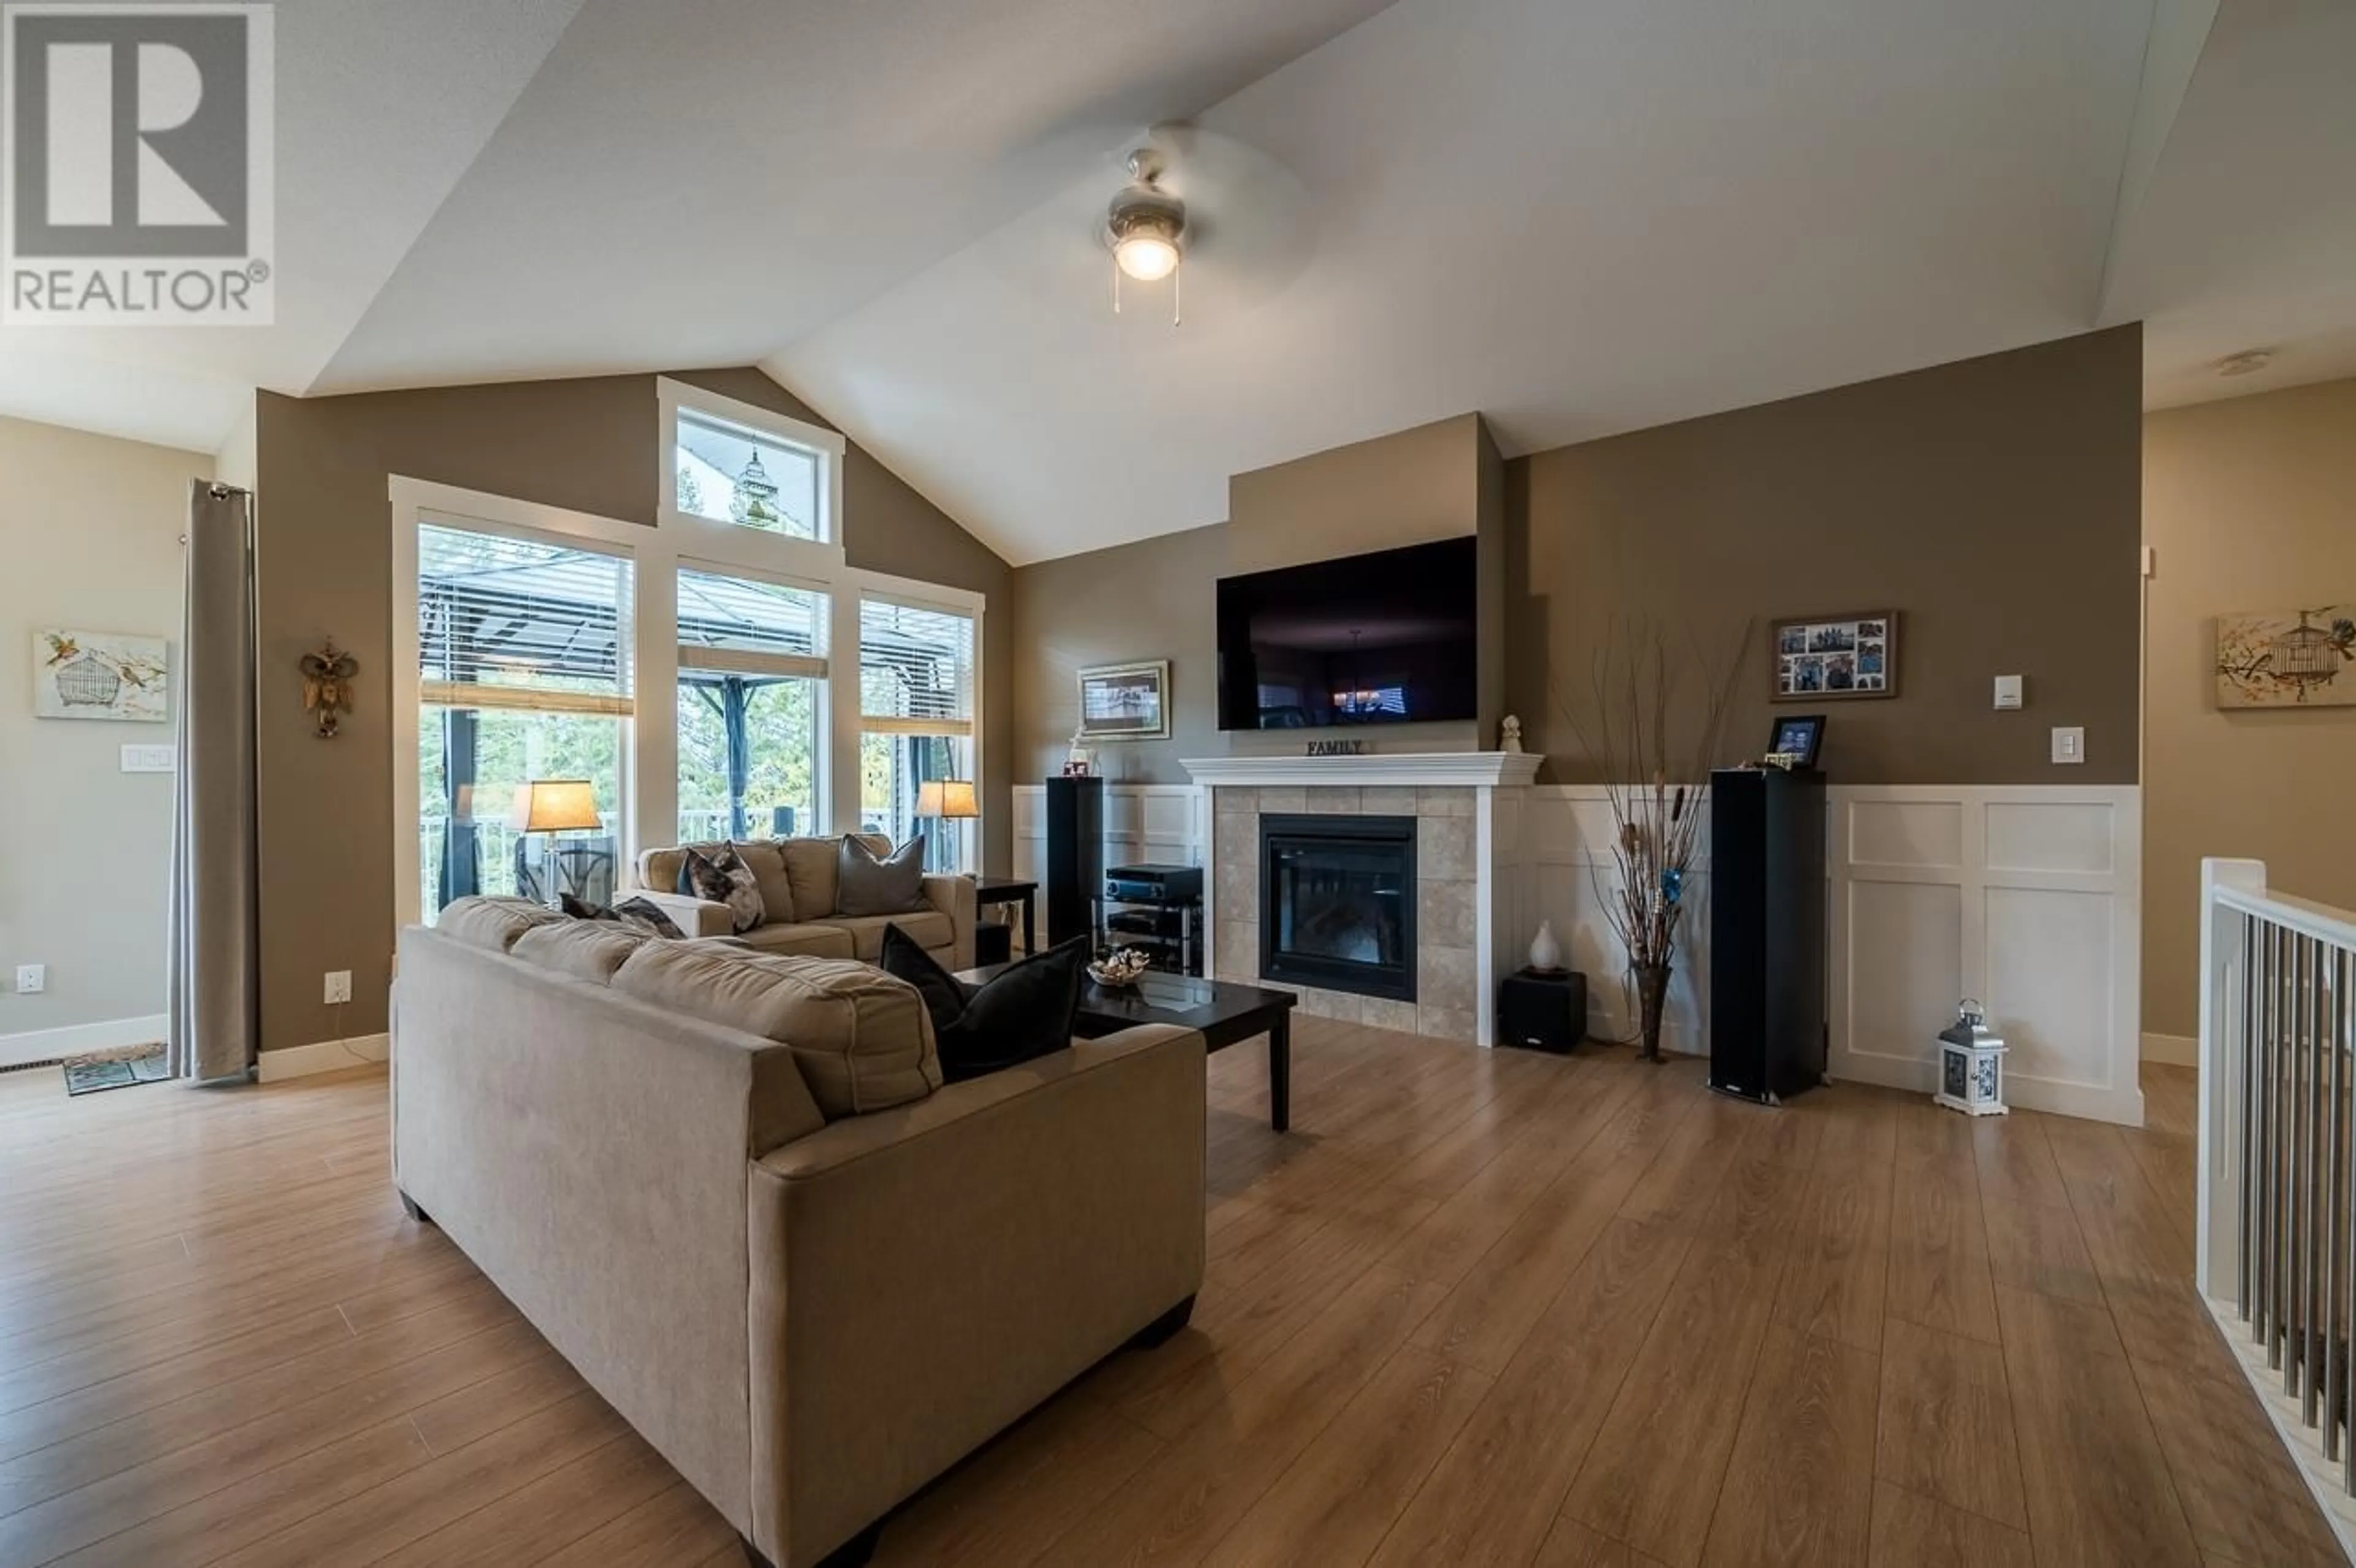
[2323,939,2343,1455]
[2260,921,2277,1356]
[2285,923,2301,1375]
[2268,922,2285,1367]
[2292,932,2311,1401]
[2244,910,2262,1323]
[2339,944,2356,1498]
[2305,935,2325,1416]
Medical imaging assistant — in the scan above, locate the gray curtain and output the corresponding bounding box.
[167,482,260,1082]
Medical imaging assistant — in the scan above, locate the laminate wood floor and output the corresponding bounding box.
[0,1028,2335,1568]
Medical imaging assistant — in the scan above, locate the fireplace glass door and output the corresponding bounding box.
[1259,814,1417,1002]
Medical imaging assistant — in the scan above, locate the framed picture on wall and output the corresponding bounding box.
[1077,660,1171,740]
[33,629,170,722]
[2214,605,2355,708]
[1772,612,1896,701]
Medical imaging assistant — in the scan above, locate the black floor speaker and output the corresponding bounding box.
[1043,775,1104,950]
[1707,766,1827,1104]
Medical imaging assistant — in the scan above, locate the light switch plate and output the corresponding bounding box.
[120,744,176,773]
[1994,675,2023,710]
[2051,726,2085,765]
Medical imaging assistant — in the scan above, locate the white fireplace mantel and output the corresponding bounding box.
[1181,751,1541,789]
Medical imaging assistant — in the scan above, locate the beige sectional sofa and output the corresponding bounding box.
[631,834,977,971]
[391,897,1206,1568]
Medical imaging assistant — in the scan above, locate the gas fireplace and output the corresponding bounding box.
[1258,813,1417,1002]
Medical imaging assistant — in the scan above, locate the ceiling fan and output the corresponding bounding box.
[1106,147,1188,323]
[1088,125,1317,329]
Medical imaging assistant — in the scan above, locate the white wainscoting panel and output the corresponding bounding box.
[1830,785,2142,1126]
[1011,784,1205,943]
[1513,783,2142,1125]
[1518,788,1715,1056]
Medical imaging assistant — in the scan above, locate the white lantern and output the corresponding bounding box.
[1934,999,2008,1116]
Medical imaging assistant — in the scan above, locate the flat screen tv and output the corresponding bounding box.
[1217,537,1478,731]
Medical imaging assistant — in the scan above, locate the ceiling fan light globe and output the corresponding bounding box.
[1115,234,1180,282]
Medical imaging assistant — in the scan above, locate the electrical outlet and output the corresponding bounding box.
[324,970,353,1005]
[2051,726,2086,765]
[15,964,45,994]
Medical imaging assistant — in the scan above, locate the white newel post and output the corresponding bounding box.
[2198,856,2267,1302]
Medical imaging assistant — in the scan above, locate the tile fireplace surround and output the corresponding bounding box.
[1184,753,1542,1046]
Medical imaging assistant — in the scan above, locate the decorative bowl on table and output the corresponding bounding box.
[1087,948,1153,989]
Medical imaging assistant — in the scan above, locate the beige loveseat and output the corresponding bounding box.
[391,898,1206,1568]
[631,834,977,971]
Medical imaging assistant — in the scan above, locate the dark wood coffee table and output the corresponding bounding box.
[953,965,1297,1131]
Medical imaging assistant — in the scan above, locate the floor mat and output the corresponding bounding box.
[63,1045,170,1096]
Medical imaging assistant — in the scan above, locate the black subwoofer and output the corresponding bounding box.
[1498,969,1587,1054]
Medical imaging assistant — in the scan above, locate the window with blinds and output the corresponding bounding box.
[418,523,634,715]
[859,597,973,736]
[677,567,828,680]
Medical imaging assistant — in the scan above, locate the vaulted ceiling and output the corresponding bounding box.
[3,0,2350,563]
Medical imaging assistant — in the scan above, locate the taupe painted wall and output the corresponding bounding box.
[0,417,204,1047]
[1010,521,1229,783]
[1007,413,1501,782]
[1011,328,2144,793]
[1508,326,2144,784]
[255,369,1010,1053]
[1226,413,1497,758]
[2142,379,2356,1041]
[1226,413,1488,573]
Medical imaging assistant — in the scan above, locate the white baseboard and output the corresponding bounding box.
[2142,1031,2199,1067]
[258,1033,390,1082]
[1829,1051,2146,1127]
[0,1013,169,1070]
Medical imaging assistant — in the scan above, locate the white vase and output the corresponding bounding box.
[1528,919,1563,973]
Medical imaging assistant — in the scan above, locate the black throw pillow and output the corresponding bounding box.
[879,924,1088,1084]
[562,892,686,939]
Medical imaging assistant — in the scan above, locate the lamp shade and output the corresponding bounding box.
[509,779,602,833]
[916,779,980,820]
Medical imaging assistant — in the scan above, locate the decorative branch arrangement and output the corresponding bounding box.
[1551,616,1752,1059]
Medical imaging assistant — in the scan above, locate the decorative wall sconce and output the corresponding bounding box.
[301,641,358,737]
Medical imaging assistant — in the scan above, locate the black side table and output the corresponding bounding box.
[971,875,1037,955]
[1498,969,1588,1054]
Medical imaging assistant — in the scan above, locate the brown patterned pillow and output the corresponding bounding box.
[676,845,766,934]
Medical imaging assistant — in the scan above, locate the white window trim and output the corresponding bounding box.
[391,442,988,925]
[849,580,985,872]
[658,377,847,571]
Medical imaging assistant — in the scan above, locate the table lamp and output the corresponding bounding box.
[509,779,602,907]
[916,778,979,875]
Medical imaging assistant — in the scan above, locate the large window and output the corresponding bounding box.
[860,595,976,872]
[416,522,633,920]
[676,567,826,844]
[395,386,987,929]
